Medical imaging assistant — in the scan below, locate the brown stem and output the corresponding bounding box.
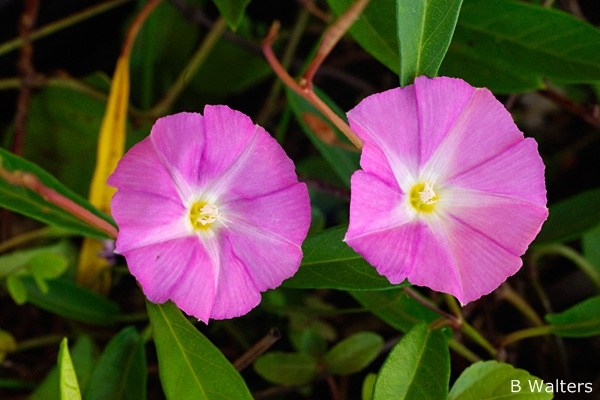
[262,22,364,150]
[0,164,118,239]
[232,328,281,372]
[540,87,600,130]
[297,0,332,23]
[302,0,370,88]
[122,0,164,57]
[403,287,462,330]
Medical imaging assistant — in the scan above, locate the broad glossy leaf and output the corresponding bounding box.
[397,0,463,86]
[545,295,600,338]
[535,188,600,244]
[449,360,551,400]
[286,88,360,187]
[283,225,406,290]
[58,338,82,400]
[31,336,96,400]
[211,0,252,30]
[373,322,449,400]
[322,332,383,376]
[86,327,146,400]
[351,289,439,332]
[254,352,319,386]
[0,147,114,239]
[20,276,119,325]
[440,0,600,93]
[147,301,252,400]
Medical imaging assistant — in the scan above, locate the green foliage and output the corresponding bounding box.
[20,277,119,325]
[31,336,96,400]
[284,225,407,290]
[211,0,253,30]
[545,295,600,338]
[58,338,82,400]
[396,0,463,86]
[0,330,16,363]
[373,323,450,400]
[286,87,360,187]
[536,188,600,243]
[0,147,114,239]
[254,352,319,385]
[448,360,552,399]
[582,224,600,276]
[322,332,383,376]
[86,327,147,400]
[147,301,253,400]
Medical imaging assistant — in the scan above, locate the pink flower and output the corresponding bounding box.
[344,77,548,304]
[108,106,311,322]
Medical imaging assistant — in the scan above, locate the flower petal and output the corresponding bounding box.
[111,190,190,253]
[446,138,547,204]
[121,236,216,323]
[107,137,180,202]
[422,86,525,183]
[149,112,206,200]
[442,189,548,256]
[413,76,476,166]
[347,86,420,185]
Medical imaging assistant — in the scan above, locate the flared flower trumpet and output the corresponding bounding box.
[108,106,311,322]
[344,76,548,304]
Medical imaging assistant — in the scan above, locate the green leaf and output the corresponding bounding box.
[18,276,119,325]
[85,327,146,400]
[6,275,27,305]
[545,295,600,338]
[351,290,439,332]
[373,322,449,400]
[286,88,360,187]
[322,332,383,376]
[31,336,96,400]
[29,252,68,280]
[0,330,16,363]
[211,0,252,30]
[535,188,600,244]
[284,225,406,290]
[326,0,399,73]
[0,147,114,239]
[0,241,71,277]
[397,0,463,86]
[254,352,318,385]
[440,0,600,93]
[58,338,82,400]
[147,301,253,400]
[448,360,552,399]
[362,373,377,400]
[582,224,600,276]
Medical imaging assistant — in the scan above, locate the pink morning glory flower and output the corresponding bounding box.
[108,106,311,322]
[344,76,548,304]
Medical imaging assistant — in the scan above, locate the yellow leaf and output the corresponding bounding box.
[76,56,129,291]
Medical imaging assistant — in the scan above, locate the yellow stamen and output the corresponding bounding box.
[409,182,439,213]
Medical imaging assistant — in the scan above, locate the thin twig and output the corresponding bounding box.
[540,87,600,130]
[0,163,118,239]
[232,328,281,372]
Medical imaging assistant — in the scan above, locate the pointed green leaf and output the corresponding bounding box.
[18,276,119,325]
[441,0,600,93]
[147,301,252,400]
[58,338,82,400]
[545,295,600,338]
[85,327,146,400]
[254,352,318,385]
[351,290,439,332]
[397,0,463,86]
[211,0,252,30]
[6,275,27,305]
[536,188,600,244]
[374,322,449,400]
[322,332,383,376]
[284,225,407,290]
[0,147,114,239]
[31,336,96,400]
[449,360,552,400]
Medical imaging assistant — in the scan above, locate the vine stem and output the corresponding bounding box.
[232,328,281,372]
[532,243,600,290]
[0,163,117,239]
[498,325,553,348]
[262,4,365,150]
